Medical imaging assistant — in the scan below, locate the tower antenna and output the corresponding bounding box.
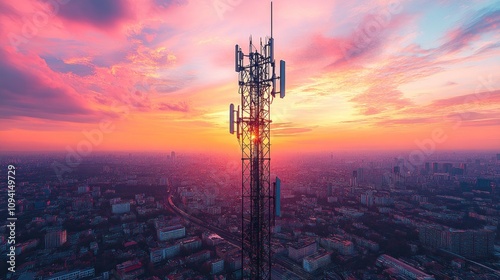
[229,2,286,279]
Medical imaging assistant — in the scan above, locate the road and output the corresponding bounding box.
[166,194,316,279]
[166,194,242,247]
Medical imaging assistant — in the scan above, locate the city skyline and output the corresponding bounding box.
[1,0,500,153]
[2,151,500,279]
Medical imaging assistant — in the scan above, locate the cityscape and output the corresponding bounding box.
[1,0,500,279]
[1,151,500,279]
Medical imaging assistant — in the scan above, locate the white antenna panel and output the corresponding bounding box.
[229,103,235,134]
[272,73,276,97]
[235,45,240,72]
[270,38,274,62]
[280,60,285,98]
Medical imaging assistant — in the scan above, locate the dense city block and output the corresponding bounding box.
[1,151,499,279]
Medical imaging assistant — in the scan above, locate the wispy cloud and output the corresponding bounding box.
[157,101,190,112]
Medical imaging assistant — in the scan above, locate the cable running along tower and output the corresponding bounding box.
[229,2,286,279]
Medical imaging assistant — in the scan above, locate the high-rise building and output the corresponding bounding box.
[361,193,374,207]
[45,228,67,249]
[394,166,400,174]
[393,166,402,183]
[351,170,358,187]
[357,168,365,183]
[443,163,453,173]
[459,163,467,174]
[432,162,439,173]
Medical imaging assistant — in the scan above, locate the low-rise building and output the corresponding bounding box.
[115,259,144,280]
[157,225,186,241]
[303,251,331,272]
[288,241,317,262]
[112,202,130,214]
[44,267,95,280]
[376,254,435,280]
[320,237,355,256]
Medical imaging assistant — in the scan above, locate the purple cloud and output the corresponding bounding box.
[57,0,132,29]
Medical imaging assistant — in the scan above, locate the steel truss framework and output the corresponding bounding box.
[237,37,274,279]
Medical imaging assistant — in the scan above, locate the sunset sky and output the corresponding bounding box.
[1,0,499,154]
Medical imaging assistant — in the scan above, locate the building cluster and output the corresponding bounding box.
[1,152,499,279]
[419,225,495,258]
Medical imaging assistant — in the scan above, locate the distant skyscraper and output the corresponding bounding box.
[171,151,176,160]
[275,177,281,217]
[432,162,439,173]
[360,193,374,207]
[327,184,333,197]
[160,177,168,186]
[393,166,400,174]
[393,166,401,183]
[78,185,90,194]
[443,163,453,174]
[357,168,365,183]
[459,163,467,174]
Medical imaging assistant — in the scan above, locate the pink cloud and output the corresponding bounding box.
[0,48,110,122]
[350,85,413,115]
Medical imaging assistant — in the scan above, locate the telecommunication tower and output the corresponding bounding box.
[229,2,285,279]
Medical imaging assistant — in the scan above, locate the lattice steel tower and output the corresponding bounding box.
[229,2,286,279]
